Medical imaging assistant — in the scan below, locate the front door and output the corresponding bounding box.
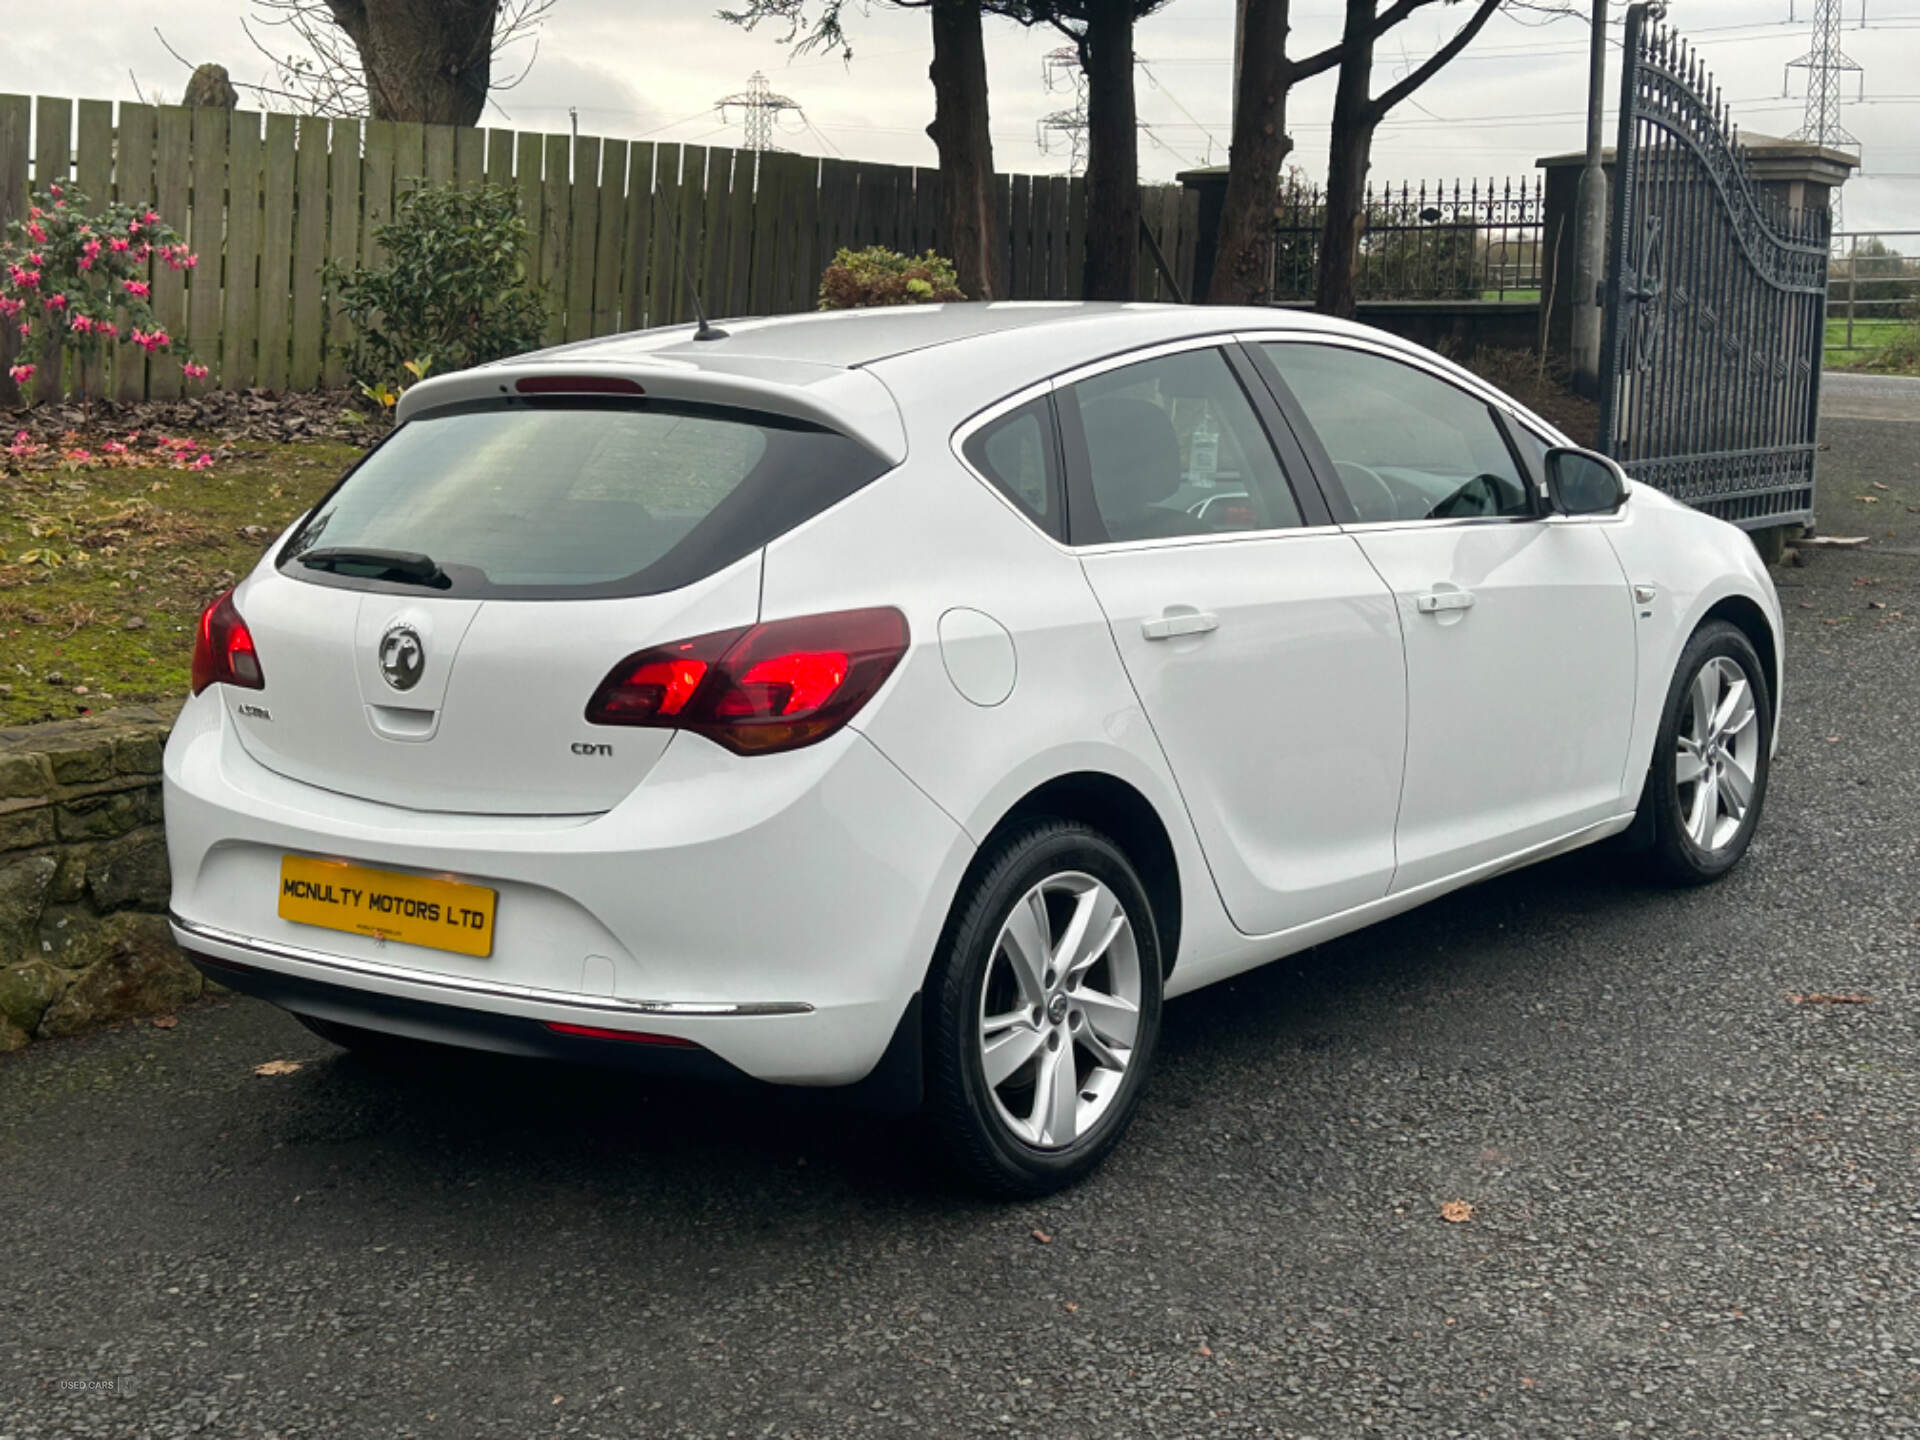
[1062,343,1407,937]
[1256,337,1640,891]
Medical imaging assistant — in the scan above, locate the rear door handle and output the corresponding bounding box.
[1414,589,1475,615]
[1142,609,1219,640]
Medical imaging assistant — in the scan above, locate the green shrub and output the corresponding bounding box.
[818,246,966,310]
[322,182,548,409]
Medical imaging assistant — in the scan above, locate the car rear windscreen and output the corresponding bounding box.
[279,398,890,599]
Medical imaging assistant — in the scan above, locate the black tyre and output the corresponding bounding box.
[925,820,1163,1197]
[1641,620,1773,885]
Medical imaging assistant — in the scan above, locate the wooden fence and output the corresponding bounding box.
[0,95,1202,404]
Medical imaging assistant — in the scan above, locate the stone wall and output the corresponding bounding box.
[0,704,198,1049]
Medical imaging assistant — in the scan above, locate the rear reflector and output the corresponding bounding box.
[514,375,645,395]
[544,1021,700,1048]
[585,607,909,755]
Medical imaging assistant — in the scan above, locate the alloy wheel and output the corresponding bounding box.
[977,871,1143,1150]
[1674,654,1761,853]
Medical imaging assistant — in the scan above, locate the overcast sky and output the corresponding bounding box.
[3,0,1916,230]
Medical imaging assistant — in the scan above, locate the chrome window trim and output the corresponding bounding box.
[170,913,816,1017]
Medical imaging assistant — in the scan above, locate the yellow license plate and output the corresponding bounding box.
[278,856,497,958]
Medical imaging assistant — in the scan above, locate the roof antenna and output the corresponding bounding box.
[678,231,728,341]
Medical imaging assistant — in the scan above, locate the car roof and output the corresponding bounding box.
[515,301,1370,373]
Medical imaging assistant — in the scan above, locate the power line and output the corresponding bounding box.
[1786,0,1865,148]
[715,71,804,153]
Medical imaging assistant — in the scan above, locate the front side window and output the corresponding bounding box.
[1261,342,1533,525]
[1065,347,1303,544]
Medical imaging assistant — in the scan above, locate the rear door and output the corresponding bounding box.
[1253,336,1639,891]
[229,397,889,814]
[1062,341,1408,937]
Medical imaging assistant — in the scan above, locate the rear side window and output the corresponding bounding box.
[962,396,1062,537]
[280,399,890,599]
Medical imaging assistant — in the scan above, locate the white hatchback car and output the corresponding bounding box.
[165,303,1782,1194]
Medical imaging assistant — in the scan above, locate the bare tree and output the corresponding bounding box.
[720,0,1007,302]
[242,0,553,122]
[1315,0,1501,316]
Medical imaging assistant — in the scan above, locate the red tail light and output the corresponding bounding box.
[585,607,909,755]
[543,1021,699,1048]
[191,589,264,695]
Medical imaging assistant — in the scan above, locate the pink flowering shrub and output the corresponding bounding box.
[0,184,205,401]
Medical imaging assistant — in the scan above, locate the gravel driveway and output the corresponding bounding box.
[3,411,1917,1440]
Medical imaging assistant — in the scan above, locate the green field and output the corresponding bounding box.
[1825,315,1919,374]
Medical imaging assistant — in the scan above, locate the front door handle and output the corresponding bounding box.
[1142,608,1219,640]
[1414,589,1475,615]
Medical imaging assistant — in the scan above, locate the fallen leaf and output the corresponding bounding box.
[1199,1345,1214,1358]
[1857,495,1880,504]
[151,1014,177,1029]
[1872,481,1890,490]
[1869,601,1887,610]
[1031,1229,1053,1245]
[1827,735,1842,743]
[253,1059,303,1076]
[1789,993,1872,1006]
[1064,1302,1079,1313]
[1440,1200,1475,1223]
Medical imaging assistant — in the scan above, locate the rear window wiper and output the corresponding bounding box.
[296,547,450,587]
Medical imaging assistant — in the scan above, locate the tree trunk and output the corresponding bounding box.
[1315,0,1377,319]
[326,0,497,125]
[1081,0,1139,301]
[926,0,1001,300]
[1208,0,1295,304]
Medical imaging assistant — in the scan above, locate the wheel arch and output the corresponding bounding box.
[1700,592,1780,723]
[961,771,1184,979]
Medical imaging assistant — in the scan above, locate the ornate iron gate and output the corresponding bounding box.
[1599,5,1831,530]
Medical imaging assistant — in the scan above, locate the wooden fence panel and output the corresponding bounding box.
[257,113,295,392]
[391,121,425,203]
[648,143,682,328]
[74,100,115,397]
[221,109,263,388]
[486,128,514,188]
[1065,177,1087,300]
[361,119,396,268]
[112,103,158,401]
[624,142,654,329]
[184,107,229,395]
[287,116,328,392]
[564,135,600,341]
[322,117,360,387]
[0,95,30,403]
[1009,173,1032,299]
[912,166,940,263]
[539,132,570,341]
[424,124,455,187]
[31,97,70,402]
[671,145,708,327]
[747,150,790,316]
[724,149,754,317]
[702,147,734,312]
[514,130,544,288]
[454,126,485,189]
[1044,176,1071,300]
[149,107,191,400]
[592,137,628,336]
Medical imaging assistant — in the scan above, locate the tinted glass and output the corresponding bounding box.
[1262,342,1532,524]
[963,396,1059,532]
[281,400,888,599]
[1068,348,1302,544]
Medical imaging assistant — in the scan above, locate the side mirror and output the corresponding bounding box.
[1544,447,1628,516]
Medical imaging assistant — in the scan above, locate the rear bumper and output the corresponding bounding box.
[163,688,974,1087]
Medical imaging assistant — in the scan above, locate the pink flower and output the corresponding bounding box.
[9,266,39,290]
[44,292,66,309]
[25,253,43,267]
[134,242,152,262]
[26,222,45,244]
[8,363,34,385]
[82,239,101,261]
[122,280,150,299]
[181,360,209,381]
[143,209,159,226]
[180,253,198,270]
[0,298,17,318]
[102,440,128,455]
[47,182,61,198]
[109,237,129,252]
[190,453,214,471]
[69,314,92,333]
[97,321,117,338]
[66,447,92,463]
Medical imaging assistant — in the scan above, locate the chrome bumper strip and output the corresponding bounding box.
[168,913,815,1018]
